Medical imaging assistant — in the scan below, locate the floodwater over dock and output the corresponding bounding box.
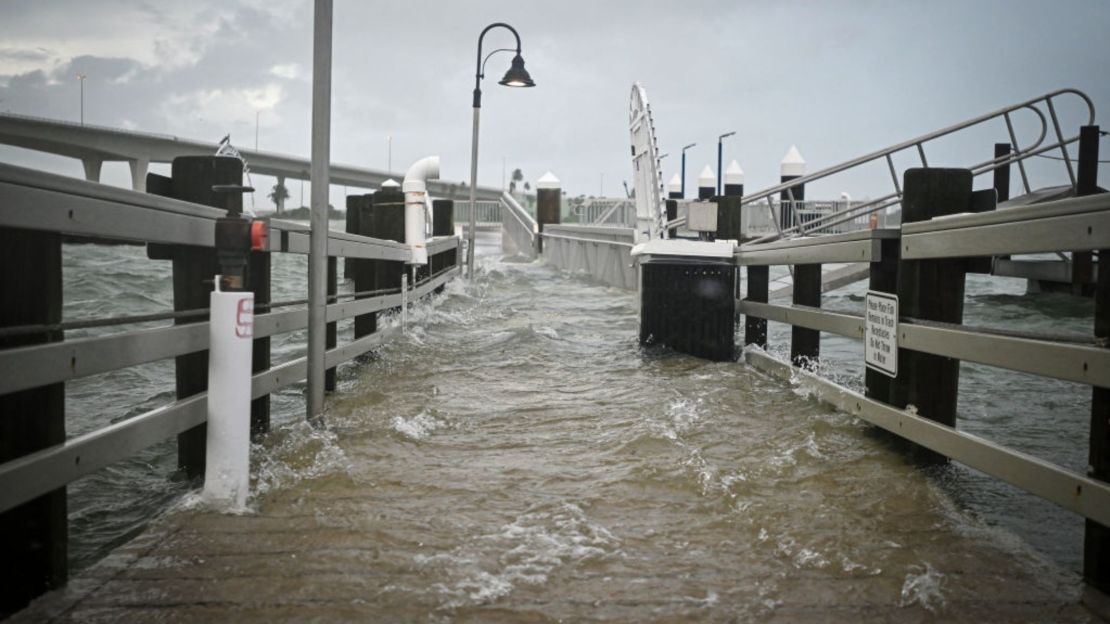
[17,238,1097,622]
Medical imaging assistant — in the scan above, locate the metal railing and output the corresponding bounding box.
[735,191,1110,570]
[541,224,637,290]
[0,161,462,563]
[574,198,636,226]
[667,89,1095,243]
[454,200,502,227]
[751,88,1095,243]
[500,191,538,260]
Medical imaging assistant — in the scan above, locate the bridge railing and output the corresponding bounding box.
[541,224,637,290]
[573,198,636,226]
[735,188,1110,586]
[454,200,502,228]
[0,161,462,608]
[500,191,538,260]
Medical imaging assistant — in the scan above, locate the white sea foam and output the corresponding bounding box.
[390,410,442,441]
[899,562,946,612]
[428,502,620,607]
[251,420,349,498]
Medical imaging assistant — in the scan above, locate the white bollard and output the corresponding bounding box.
[202,277,255,509]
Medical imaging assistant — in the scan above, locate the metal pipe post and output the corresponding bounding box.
[306,0,332,421]
[467,107,480,277]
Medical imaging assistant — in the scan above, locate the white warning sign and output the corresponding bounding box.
[865,291,898,378]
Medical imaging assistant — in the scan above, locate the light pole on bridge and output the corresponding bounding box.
[717,131,735,196]
[680,143,696,198]
[466,22,535,279]
[76,73,86,125]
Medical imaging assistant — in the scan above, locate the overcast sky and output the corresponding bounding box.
[1,0,1108,208]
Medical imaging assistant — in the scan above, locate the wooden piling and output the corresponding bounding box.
[665,199,679,239]
[249,251,271,436]
[715,196,743,242]
[790,264,821,368]
[344,195,359,280]
[744,266,769,349]
[0,226,65,618]
[431,199,455,287]
[148,156,243,479]
[372,187,407,312]
[350,194,377,340]
[1074,126,1100,296]
[326,257,337,391]
[1083,123,1109,596]
[864,236,901,404]
[889,168,972,461]
[536,177,561,254]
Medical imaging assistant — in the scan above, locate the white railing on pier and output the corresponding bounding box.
[541,224,637,290]
[574,198,636,226]
[500,192,538,260]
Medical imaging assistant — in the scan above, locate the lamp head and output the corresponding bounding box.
[498,54,535,87]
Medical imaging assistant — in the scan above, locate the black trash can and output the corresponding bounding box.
[639,256,736,361]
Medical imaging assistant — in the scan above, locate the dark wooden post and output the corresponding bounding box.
[431,199,456,287]
[744,265,769,349]
[249,251,270,436]
[372,186,407,312]
[536,173,561,254]
[1082,124,1109,595]
[344,195,358,280]
[889,168,972,462]
[0,227,65,618]
[993,142,1012,203]
[864,235,901,403]
[667,175,681,238]
[325,257,337,391]
[1074,126,1101,296]
[350,194,377,340]
[148,156,243,479]
[791,264,821,368]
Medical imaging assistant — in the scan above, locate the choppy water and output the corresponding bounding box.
[55,231,1095,618]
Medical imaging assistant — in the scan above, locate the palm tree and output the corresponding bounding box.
[509,167,523,194]
[268,181,290,213]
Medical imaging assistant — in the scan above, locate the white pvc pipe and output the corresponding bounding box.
[403,155,440,265]
[202,280,255,510]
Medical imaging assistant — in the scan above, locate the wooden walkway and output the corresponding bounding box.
[13,479,1101,623]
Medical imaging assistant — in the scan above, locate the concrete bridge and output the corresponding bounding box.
[0,112,502,202]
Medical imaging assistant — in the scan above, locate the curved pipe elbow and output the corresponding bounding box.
[402,156,440,193]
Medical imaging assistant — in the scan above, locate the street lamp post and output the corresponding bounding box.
[680,143,696,198]
[466,22,535,279]
[717,131,735,196]
[76,73,86,125]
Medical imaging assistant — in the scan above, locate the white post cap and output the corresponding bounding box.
[381,179,400,188]
[697,165,716,188]
[668,173,682,193]
[724,160,745,185]
[537,171,560,189]
[780,145,806,177]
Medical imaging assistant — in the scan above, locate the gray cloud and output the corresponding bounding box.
[0,0,1107,205]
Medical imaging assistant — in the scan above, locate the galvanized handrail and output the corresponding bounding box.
[735,192,1110,530]
[734,88,1095,244]
[0,164,464,516]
